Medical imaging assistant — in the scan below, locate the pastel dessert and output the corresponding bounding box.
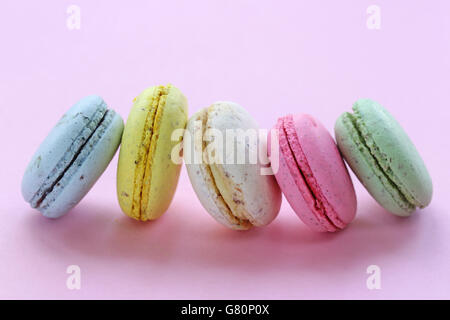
[335,99,433,216]
[117,84,188,221]
[269,114,357,232]
[184,101,282,230]
[21,95,124,218]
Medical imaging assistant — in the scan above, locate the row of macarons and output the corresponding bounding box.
[22,84,433,232]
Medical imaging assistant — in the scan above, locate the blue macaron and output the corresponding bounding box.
[21,95,124,218]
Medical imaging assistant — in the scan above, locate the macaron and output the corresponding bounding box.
[117,84,188,221]
[21,95,124,218]
[335,99,433,216]
[269,114,357,232]
[184,101,281,230]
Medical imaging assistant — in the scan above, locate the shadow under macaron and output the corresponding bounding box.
[23,195,435,275]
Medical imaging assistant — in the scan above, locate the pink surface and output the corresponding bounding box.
[0,0,449,299]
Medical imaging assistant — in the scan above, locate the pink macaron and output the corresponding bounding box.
[268,114,357,232]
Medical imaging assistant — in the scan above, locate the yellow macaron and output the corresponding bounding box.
[117,84,188,221]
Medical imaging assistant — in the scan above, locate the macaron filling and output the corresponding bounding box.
[278,115,346,231]
[130,85,168,221]
[341,109,416,212]
[30,107,115,210]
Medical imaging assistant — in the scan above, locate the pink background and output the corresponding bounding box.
[1,0,449,299]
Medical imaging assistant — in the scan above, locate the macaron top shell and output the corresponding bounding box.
[291,114,357,226]
[117,84,188,221]
[271,114,356,232]
[184,101,281,230]
[335,99,433,216]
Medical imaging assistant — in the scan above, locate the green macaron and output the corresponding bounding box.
[335,99,432,217]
